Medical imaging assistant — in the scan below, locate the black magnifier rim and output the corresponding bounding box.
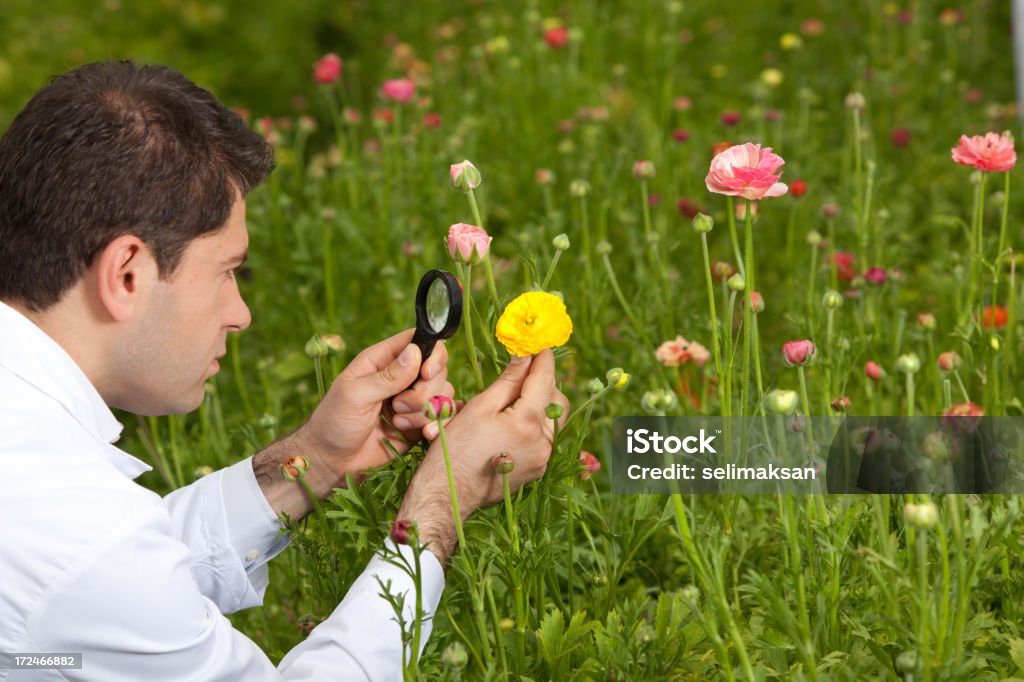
[415,270,462,340]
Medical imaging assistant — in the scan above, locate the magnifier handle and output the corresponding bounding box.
[407,328,437,391]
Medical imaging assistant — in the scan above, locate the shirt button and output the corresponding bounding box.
[244,549,259,563]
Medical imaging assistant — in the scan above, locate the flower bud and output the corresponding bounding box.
[916,312,936,331]
[830,396,852,412]
[552,233,571,251]
[450,160,482,191]
[319,334,345,354]
[806,230,823,246]
[711,261,736,281]
[726,273,746,291]
[442,642,469,669]
[595,240,613,255]
[304,334,329,359]
[922,431,953,461]
[895,353,921,374]
[823,289,844,309]
[747,291,765,313]
[313,53,343,85]
[423,395,455,420]
[904,501,938,529]
[535,168,555,185]
[681,584,700,602]
[865,361,886,381]
[692,212,714,233]
[765,389,799,415]
[606,367,631,391]
[895,650,918,674]
[492,453,515,474]
[641,389,677,413]
[585,378,606,394]
[391,518,415,544]
[545,402,565,420]
[782,339,816,366]
[844,91,866,110]
[499,617,515,631]
[633,160,656,180]
[570,179,591,197]
[937,351,961,372]
[280,455,310,482]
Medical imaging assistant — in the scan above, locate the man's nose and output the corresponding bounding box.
[227,279,252,332]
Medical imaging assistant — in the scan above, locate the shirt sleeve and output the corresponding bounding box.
[24,512,446,682]
[161,456,291,614]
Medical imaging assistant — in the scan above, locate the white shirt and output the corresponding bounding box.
[0,301,445,681]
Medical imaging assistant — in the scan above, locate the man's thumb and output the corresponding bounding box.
[368,343,421,401]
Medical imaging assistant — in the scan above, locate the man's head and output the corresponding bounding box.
[0,61,275,414]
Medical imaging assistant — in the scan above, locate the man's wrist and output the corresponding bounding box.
[397,474,465,568]
[252,428,344,522]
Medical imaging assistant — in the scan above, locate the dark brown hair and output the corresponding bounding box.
[0,61,275,311]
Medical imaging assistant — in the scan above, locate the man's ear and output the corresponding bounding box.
[94,235,157,322]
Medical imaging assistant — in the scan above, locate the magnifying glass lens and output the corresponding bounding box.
[426,278,449,331]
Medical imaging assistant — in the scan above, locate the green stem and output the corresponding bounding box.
[796,366,816,456]
[727,197,745,278]
[906,372,916,417]
[541,249,564,290]
[700,233,726,416]
[467,190,501,313]
[459,263,485,390]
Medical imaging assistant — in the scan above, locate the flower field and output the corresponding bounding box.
[7,0,1024,678]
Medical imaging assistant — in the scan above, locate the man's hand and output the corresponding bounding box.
[397,349,569,566]
[255,329,453,521]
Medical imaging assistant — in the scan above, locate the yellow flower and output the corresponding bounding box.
[496,291,573,356]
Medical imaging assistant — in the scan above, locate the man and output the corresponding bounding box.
[0,61,569,680]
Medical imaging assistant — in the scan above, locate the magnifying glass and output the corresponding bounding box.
[411,269,463,366]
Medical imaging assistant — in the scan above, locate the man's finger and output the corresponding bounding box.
[476,354,534,411]
[421,340,448,381]
[359,343,421,404]
[343,328,416,378]
[516,349,556,413]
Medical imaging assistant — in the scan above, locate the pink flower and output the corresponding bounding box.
[391,519,412,544]
[782,339,815,366]
[937,351,961,372]
[313,53,343,84]
[951,132,1017,172]
[578,451,601,480]
[446,223,491,264]
[865,361,886,381]
[942,402,984,434]
[380,78,416,103]
[672,128,690,143]
[422,112,442,128]
[864,267,887,285]
[705,143,788,200]
[655,336,710,367]
[673,96,693,111]
[633,160,656,180]
[423,395,455,420]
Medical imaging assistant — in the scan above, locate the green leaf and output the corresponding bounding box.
[1009,639,1024,672]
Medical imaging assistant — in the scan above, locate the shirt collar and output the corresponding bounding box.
[0,301,152,479]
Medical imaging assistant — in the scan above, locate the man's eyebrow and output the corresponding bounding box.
[222,249,249,267]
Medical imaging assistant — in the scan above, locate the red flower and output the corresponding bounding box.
[422,112,442,129]
[720,110,742,127]
[544,26,569,49]
[372,108,394,125]
[677,198,703,219]
[313,53,343,85]
[891,127,912,147]
[790,180,807,198]
[782,339,816,366]
[711,261,736,281]
[672,128,690,143]
[979,304,1009,329]
[578,451,601,480]
[865,361,885,381]
[828,251,857,281]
